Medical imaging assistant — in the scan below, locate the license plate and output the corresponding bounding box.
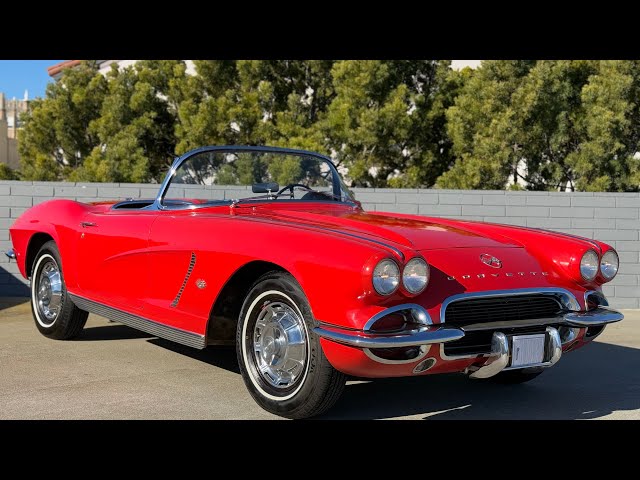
[510,334,545,367]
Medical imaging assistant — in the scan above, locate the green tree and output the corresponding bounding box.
[74,60,187,182]
[322,60,462,187]
[0,163,19,180]
[439,60,640,191]
[175,60,336,154]
[19,61,107,180]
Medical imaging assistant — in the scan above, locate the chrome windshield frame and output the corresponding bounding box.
[154,145,355,211]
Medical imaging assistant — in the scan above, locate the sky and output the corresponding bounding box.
[0,60,63,100]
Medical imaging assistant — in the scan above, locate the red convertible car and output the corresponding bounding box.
[7,146,623,418]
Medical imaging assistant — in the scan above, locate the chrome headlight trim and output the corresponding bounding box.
[600,250,619,281]
[372,259,400,295]
[402,257,430,294]
[580,249,599,281]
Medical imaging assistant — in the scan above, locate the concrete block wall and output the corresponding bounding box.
[1,181,638,308]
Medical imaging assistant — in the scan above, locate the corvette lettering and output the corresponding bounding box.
[447,272,549,280]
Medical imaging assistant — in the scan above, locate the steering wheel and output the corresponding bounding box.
[274,183,313,199]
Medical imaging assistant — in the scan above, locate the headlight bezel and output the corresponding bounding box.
[600,249,619,281]
[402,257,430,295]
[372,258,401,296]
[580,249,600,282]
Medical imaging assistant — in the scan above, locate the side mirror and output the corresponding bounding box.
[252,182,279,194]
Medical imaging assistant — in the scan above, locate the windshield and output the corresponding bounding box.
[161,148,353,208]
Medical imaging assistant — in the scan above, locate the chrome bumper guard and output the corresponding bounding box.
[4,248,16,260]
[468,326,563,379]
[315,305,622,353]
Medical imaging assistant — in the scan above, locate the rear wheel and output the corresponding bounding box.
[237,271,346,419]
[31,240,88,340]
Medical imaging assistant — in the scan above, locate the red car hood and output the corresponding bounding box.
[246,206,522,251]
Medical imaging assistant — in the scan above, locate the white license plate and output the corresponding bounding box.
[510,334,545,367]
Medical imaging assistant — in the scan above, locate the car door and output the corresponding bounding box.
[76,208,159,311]
[144,209,228,334]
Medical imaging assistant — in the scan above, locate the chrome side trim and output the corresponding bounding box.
[440,287,581,324]
[5,248,16,260]
[363,345,431,365]
[363,303,432,331]
[171,252,196,308]
[69,293,206,349]
[314,324,464,349]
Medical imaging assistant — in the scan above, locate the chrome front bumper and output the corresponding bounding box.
[314,306,623,351]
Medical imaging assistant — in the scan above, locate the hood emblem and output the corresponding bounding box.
[480,254,502,268]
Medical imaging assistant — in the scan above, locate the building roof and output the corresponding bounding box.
[47,60,82,78]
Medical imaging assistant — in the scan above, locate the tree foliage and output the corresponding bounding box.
[0,163,18,180]
[15,60,640,191]
[439,60,640,191]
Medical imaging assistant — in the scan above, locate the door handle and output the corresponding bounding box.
[80,222,98,228]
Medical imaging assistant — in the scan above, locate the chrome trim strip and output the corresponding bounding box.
[5,248,16,260]
[69,293,206,349]
[440,287,581,324]
[316,228,405,260]
[171,252,196,308]
[363,345,431,365]
[363,303,432,332]
[314,324,464,349]
[459,316,562,332]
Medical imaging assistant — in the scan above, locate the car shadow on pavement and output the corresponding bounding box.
[0,296,28,312]
[148,338,241,374]
[321,341,640,420]
[78,324,155,341]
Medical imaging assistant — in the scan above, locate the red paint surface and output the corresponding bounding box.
[9,199,615,377]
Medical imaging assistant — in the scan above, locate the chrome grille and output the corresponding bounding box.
[445,295,562,327]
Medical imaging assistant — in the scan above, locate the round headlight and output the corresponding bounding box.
[373,259,400,295]
[600,250,619,280]
[403,257,430,294]
[580,250,599,281]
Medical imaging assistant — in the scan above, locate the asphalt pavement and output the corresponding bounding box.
[1,297,638,420]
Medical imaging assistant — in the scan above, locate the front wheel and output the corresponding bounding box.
[236,271,346,419]
[31,240,88,340]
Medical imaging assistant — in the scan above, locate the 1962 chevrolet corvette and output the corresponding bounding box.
[7,146,624,418]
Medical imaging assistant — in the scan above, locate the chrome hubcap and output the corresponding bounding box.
[36,259,62,326]
[252,301,307,389]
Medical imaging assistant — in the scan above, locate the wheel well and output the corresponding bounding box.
[206,261,286,346]
[25,233,54,278]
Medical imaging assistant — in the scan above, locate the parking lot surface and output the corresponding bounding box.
[1,298,638,420]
